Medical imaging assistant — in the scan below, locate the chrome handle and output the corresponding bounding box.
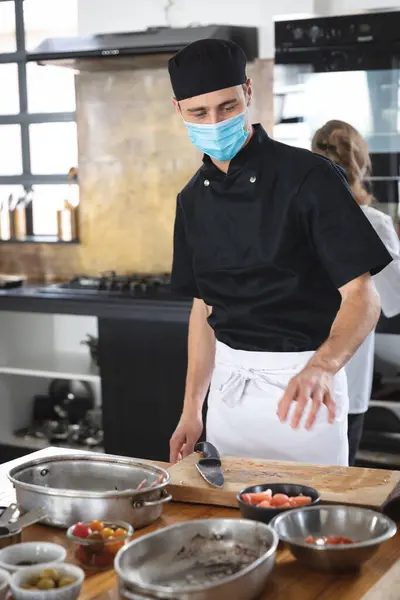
[132,491,172,509]
[120,586,157,600]
[8,506,47,532]
[0,503,18,524]
[141,492,172,507]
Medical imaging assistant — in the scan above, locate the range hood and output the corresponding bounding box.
[27,25,259,70]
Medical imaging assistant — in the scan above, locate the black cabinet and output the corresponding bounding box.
[99,313,190,462]
[0,445,31,464]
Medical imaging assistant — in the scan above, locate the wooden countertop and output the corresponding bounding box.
[2,449,400,600]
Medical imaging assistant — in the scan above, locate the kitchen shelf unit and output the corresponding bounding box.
[0,351,99,382]
[0,312,101,462]
[1,433,104,454]
[0,311,99,383]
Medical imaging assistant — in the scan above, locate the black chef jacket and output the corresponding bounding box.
[171,124,392,352]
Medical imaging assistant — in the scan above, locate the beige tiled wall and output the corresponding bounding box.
[0,60,273,281]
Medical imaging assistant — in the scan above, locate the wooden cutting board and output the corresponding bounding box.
[168,453,400,510]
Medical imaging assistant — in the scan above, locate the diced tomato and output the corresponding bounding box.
[305,535,355,546]
[270,493,290,507]
[257,500,271,509]
[326,536,354,545]
[305,536,315,544]
[241,491,272,506]
[73,522,91,538]
[289,495,312,508]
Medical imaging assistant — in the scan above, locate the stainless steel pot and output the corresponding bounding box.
[116,518,278,600]
[8,454,171,529]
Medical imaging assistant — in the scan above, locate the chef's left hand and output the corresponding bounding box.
[277,365,336,429]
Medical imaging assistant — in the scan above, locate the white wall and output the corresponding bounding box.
[78,0,400,59]
[77,0,314,59]
[316,0,400,15]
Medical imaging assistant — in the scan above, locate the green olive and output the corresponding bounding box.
[37,578,56,590]
[39,568,60,581]
[27,575,41,586]
[59,577,76,588]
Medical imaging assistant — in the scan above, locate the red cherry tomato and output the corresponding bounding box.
[73,522,91,538]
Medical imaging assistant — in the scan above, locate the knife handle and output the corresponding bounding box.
[195,441,220,461]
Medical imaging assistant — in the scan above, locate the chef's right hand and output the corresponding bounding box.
[170,412,203,464]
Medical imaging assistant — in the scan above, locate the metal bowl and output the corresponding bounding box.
[270,505,397,572]
[237,483,320,524]
[116,518,279,600]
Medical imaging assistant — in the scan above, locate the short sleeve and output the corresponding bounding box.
[171,196,200,298]
[299,161,393,289]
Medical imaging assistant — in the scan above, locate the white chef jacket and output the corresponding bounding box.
[345,205,400,414]
[362,206,400,318]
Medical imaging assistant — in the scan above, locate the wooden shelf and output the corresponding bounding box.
[0,352,100,382]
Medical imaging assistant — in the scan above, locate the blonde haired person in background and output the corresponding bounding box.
[312,119,400,465]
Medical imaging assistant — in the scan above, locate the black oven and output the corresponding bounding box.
[275,12,400,468]
[274,11,400,231]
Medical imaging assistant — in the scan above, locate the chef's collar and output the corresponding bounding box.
[201,124,268,178]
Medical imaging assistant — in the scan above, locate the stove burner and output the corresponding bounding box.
[40,272,173,297]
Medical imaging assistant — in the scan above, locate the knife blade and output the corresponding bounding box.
[194,441,224,488]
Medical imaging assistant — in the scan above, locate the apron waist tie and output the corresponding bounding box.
[216,363,288,408]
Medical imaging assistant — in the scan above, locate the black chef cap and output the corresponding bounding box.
[168,38,247,101]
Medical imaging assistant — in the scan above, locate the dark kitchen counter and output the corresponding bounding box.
[0,285,191,321]
[0,284,399,331]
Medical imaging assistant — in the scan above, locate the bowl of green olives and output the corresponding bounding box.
[10,563,84,600]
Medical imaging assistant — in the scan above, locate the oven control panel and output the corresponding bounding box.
[275,12,400,50]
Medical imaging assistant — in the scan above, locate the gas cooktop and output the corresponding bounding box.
[39,272,173,297]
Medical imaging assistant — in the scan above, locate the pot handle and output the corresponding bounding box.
[119,586,160,600]
[132,489,172,509]
[141,492,172,507]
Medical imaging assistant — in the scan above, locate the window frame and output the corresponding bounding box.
[0,0,76,188]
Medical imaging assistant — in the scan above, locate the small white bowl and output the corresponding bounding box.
[0,568,10,600]
[10,563,84,600]
[0,542,67,574]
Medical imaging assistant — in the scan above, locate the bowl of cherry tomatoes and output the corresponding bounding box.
[237,483,320,524]
[66,520,133,571]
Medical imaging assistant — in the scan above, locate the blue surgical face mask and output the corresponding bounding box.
[184,111,249,162]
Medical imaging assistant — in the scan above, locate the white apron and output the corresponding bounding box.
[207,341,349,466]
[345,330,375,415]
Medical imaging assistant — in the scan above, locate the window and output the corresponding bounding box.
[0,0,79,242]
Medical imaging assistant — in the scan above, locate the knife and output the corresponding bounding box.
[194,441,224,488]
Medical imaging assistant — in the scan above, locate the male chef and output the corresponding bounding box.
[167,38,392,466]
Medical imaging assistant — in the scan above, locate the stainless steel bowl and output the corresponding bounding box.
[270,505,397,572]
[8,454,171,529]
[116,518,279,600]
